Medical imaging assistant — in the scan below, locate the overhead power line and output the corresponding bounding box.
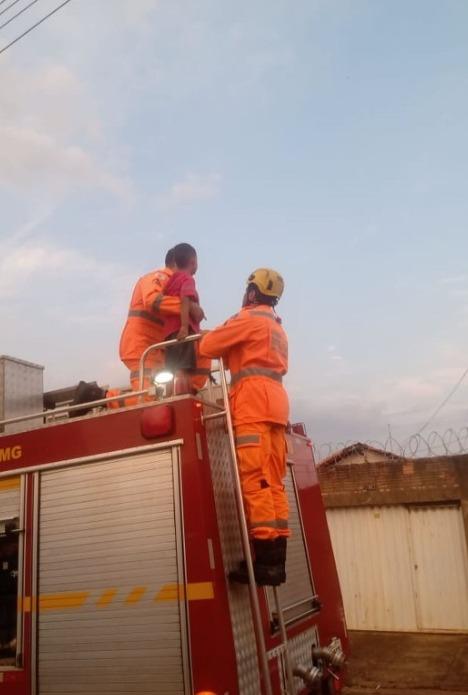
[0,0,40,29]
[0,0,25,19]
[417,366,468,435]
[0,0,72,55]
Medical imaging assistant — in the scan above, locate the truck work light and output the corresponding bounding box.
[153,370,174,386]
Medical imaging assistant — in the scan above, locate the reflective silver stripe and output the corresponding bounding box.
[235,434,261,447]
[249,520,278,529]
[249,310,278,323]
[231,367,283,386]
[152,293,164,313]
[248,519,289,530]
[128,309,164,326]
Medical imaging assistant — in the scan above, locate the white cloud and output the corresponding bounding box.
[0,63,98,139]
[0,231,137,388]
[385,376,440,402]
[157,172,221,211]
[0,229,133,305]
[440,275,467,286]
[327,344,344,362]
[117,0,160,24]
[0,61,130,198]
[0,125,130,197]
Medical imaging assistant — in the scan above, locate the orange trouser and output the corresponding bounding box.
[235,422,290,541]
[106,356,163,409]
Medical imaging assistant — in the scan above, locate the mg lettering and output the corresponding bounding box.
[0,445,22,462]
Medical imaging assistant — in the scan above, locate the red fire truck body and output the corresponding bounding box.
[0,393,348,695]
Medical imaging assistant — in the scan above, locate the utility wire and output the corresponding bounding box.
[416,366,468,435]
[0,0,41,30]
[0,0,27,20]
[0,0,72,55]
[0,0,21,17]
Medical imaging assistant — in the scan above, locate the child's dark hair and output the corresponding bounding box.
[174,243,197,269]
[165,248,175,266]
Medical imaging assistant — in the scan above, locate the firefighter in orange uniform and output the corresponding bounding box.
[118,248,180,392]
[75,248,203,410]
[199,269,289,586]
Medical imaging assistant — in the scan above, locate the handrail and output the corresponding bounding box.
[0,335,212,431]
[0,389,152,429]
[0,335,204,430]
[137,333,202,393]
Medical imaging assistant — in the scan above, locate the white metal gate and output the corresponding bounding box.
[327,504,468,632]
[37,448,188,695]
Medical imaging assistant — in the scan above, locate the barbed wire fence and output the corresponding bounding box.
[313,426,468,463]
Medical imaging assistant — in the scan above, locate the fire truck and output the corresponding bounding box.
[0,343,348,695]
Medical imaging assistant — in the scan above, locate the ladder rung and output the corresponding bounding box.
[267,644,288,660]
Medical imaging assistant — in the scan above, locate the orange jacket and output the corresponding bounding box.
[199,305,289,426]
[119,267,180,362]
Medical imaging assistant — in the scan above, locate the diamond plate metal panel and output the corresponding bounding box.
[267,465,316,624]
[288,626,319,694]
[205,417,261,695]
[0,356,44,434]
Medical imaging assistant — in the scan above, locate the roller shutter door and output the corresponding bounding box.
[0,477,20,520]
[38,449,186,695]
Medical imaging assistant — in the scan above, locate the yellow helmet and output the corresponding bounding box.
[247,268,284,300]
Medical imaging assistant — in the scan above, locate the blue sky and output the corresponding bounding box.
[1,0,468,454]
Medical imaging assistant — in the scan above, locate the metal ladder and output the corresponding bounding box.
[138,337,297,695]
[208,357,297,695]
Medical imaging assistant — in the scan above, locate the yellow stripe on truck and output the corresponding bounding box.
[20,582,215,612]
[0,477,20,491]
[155,582,215,602]
[126,586,147,604]
[39,592,89,612]
[97,588,117,608]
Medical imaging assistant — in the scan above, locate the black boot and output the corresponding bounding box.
[274,537,287,585]
[229,539,285,587]
[71,381,106,417]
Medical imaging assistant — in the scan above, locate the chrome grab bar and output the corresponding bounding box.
[137,333,202,392]
[0,335,204,429]
[0,389,152,429]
